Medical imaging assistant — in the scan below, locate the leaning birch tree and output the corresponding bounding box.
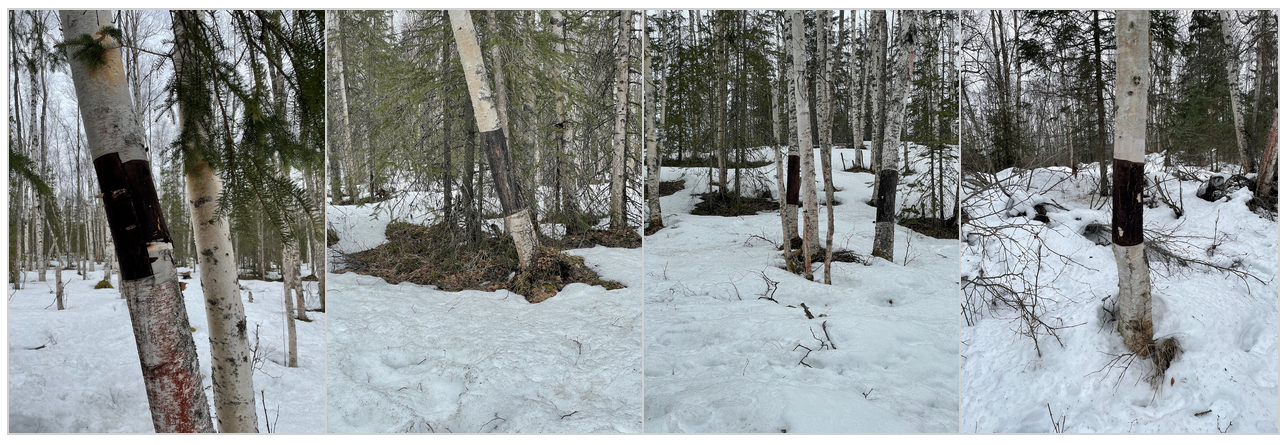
[873,11,918,262]
[60,9,214,433]
[448,10,540,270]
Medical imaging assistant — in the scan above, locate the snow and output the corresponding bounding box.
[642,145,960,433]
[960,157,1279,433]
[325,202,643,432]
[7,264,326,433]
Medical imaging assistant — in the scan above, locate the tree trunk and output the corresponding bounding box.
[782,16,801,248]
[869,11,888,202]
[817,10,836,284]
[1220,10,1252,173]
[549,11,575,231]
[610,10,631,229]
[62,10,214,433]
[449,10,540,270]
[170,10,259,433]
[54,243,64,310]
[1113,10,1154,357]
[1094,10,1110,196]
[716,13,729,197]
[873,11,918,262]
[282,242,299,368]
[852,10,866,165]
[791,11,817,280]
[284,240,309,322]
[645,12,663,232]
[1257,111,1278,198]
[487,11,512,142]
[336,14,356,201]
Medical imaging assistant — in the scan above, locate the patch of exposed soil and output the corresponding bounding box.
[690,192,780,217]
[339,221,623,303]
[898,217,959,239]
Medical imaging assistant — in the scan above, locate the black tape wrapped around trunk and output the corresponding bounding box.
[876,169,898,223]
[93,153,172,281]
[1112,158,1145,246]
[786,155,801,205]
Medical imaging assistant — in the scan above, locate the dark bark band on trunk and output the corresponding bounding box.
[93,153,172,280]
[876,169,898,223]
[481,128,525,215]
[787,155,801,205]
[1112,158,1145,246]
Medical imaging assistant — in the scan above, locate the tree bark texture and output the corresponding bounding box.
[1112,10,1154,356]
[449,10,541,270]
[791,11,817,279]
[1220,10,1252,173]
[873,11,917,262]
[61,10,214,433]
[817,10,836,284]
[868,11,888,202]
[170,10,259,432]
[1257,113,1278,198]
[610,10,632,228]
[645,12,663,232]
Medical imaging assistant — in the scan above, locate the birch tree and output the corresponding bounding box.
[448,10,541,270]
[816,10,837,283]
[60,9,214,433]
[780,15,801,250]
[170,10,258,432]
[868,11,888,202]
[873,11,918,262]
[610,10,632,229]
[1220,10,1252,173]
[790,10,817,280]
[1112,10,1154,358]
[645,12,663,232]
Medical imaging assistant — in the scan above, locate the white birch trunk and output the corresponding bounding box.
[283,242,299,368]
[782,17,800,247]
[868,12,888,202]
[645,12,663,232]
[1220,10,1251,173]
[873,11,917,262]
[171,10,259,432]
[62,10,214,433]
[611,10,631,229]
[817,10,837,283]
[791,11,818,280]
[487,11,511,141]
[1113,10,1154,356]
[449,10,540,270]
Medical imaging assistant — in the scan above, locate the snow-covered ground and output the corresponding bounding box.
[326,201,643,433]
[8,264,326,433]
[642,145,960,433]
[960,157,1279,433]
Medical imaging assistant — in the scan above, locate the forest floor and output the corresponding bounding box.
[960,156,1279,433]
[7,264,326,433]
[642,144,960,433]
[326,199,642,433]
